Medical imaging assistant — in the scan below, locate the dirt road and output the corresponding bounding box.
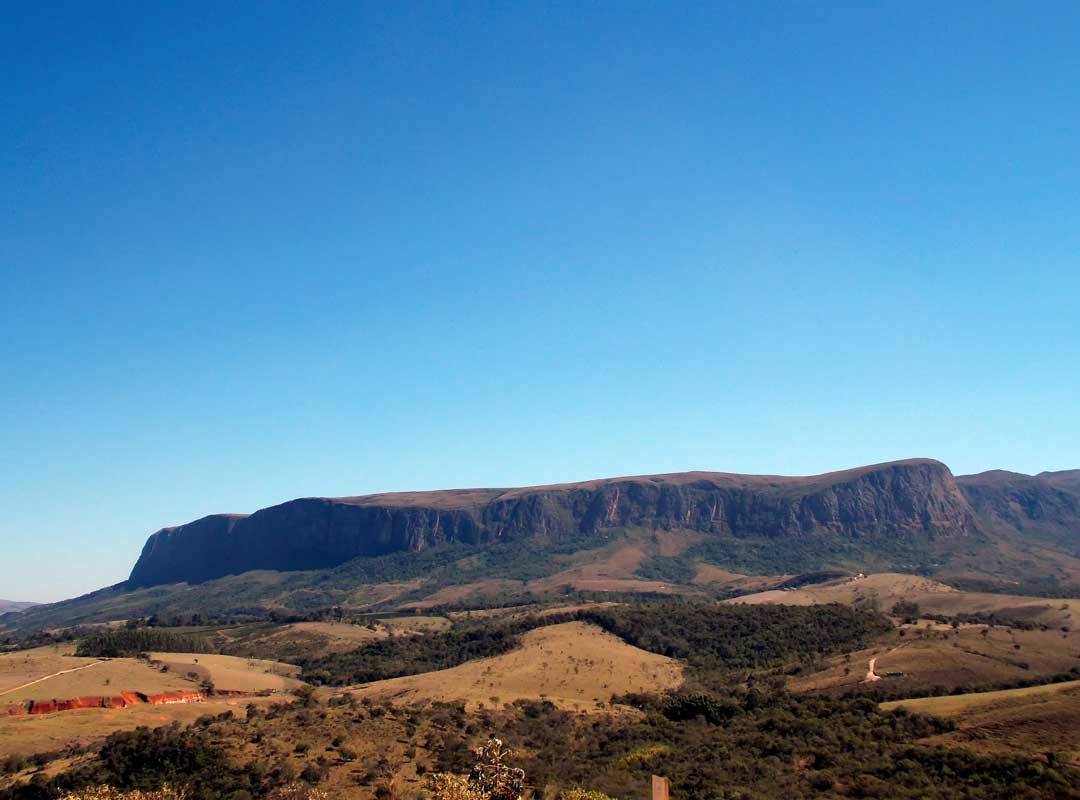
[0,660,102,698]
[864,656,881,682]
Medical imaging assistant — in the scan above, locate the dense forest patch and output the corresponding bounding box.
[75,630,217,659]
[298,602,891,687]
[580,601,892,675]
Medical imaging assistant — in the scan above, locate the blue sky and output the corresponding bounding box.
[3,2,1079,602]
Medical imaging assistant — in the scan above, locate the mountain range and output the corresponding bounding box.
[6,458,1080,632]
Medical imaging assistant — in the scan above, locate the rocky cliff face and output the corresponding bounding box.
[128,459,978,586]
[957,470,1080,548]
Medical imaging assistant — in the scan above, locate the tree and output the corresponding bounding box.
[890,601,920,623]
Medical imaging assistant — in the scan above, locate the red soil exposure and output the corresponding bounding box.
[143,691,205,706]
[2,690,208,716]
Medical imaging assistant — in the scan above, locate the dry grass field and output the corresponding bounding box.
[525,540,662,595]
[219,618,451,659]
[403,581,523,609]
[404,532,706,608]
[880,677,1080,715]
[729,572,1079,630]
[220,621,390,659]
[881,680,1080,766]
[0,655,192,705]
[526,533,701,595]
[727,573,957,608]
[692,563,788,591]
[146,653,303,693]
[1,649,306,757]
[0,696,281,759]
[346,579,426,607]
[790,623,1080,694]
[349,621,683,711]
[379,615,451,633]
[0,646,94,695]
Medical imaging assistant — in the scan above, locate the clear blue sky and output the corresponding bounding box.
[3,2,1078,603]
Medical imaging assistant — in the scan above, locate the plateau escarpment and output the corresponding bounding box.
[957,470,1080,545]
[129,459,978,586]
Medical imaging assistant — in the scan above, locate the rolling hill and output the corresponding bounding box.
[0,602,37,616]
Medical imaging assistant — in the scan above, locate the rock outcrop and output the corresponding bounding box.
[129,459,978,586]
[1,690,205,717]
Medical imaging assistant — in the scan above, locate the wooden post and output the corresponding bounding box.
[652,775,670,800]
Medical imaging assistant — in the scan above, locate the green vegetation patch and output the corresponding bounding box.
[633,556,697,584]
[581,600,892,675]
[75,629,217,658]
[686,533,941,576]
[0,723,295,800]
[298,601,891,686]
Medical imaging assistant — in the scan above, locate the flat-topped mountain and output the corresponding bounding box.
[5,458,1079,634]
[130,459,979,586]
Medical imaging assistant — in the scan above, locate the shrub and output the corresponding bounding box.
[429,738,525,800]
[560,791,616,800]
[59,787,187,800]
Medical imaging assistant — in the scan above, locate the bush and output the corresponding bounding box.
[58,788,187,800]
[560,791,616,800]
[429,738,525,800]
[75,631,215,658]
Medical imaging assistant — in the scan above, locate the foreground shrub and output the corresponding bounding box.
[559,790,616,800]
[59,787,187,800]
[430,738,525,800]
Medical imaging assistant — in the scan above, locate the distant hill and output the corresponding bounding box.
[0,599,39,614]
[5,458,1080,632]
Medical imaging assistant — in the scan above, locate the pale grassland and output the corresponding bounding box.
[2,657,192,704]
[729,572,1079,630]
[692,563,786,591]
[790,623,1079,694]
[349,621,682,712]
[146,653,303,693]
[525,537,689,595]
[403,581,526,610]
[881,679,1080,766]
[237,620,388,653]
[0,696,282,758]
[0,646,94,694]
[727,573,958,608]
[408,531,710,609]
[881,678,1080,715]
[216,619,395,660]
[381,615,453,633]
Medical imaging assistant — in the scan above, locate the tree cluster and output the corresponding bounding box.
[74,630,217,659]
